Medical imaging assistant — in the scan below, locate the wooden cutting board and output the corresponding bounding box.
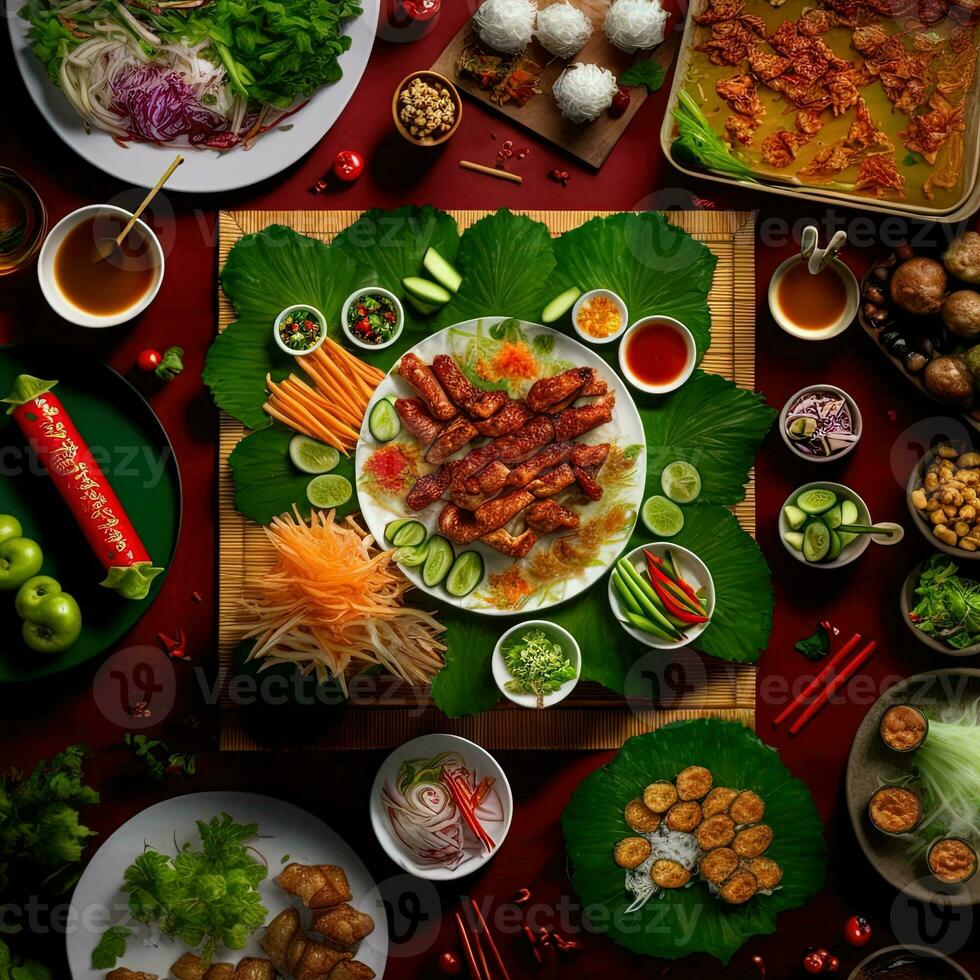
[430,5,680,168]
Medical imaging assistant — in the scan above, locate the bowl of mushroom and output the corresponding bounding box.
[907,443,980,558]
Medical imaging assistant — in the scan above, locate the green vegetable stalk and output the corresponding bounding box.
[502,628,577,708]
[672,90,758,182]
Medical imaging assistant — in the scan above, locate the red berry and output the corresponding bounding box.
[610,86,631,117]
[844,915,872,947]
[803,950,827,975]
[332,149,365,182]
[136,349,161,372]
[437,950,462,975]
[826,956,841,973]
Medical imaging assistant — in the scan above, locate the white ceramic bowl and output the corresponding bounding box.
[618,316,696,395]
[341,287,405,351]
[274,304,327,357]
[906,445,980,561]
[608,542,715,649]
[571,289,628,345]
[491,620,581,708]
[37,204,164,328]
[370,734,513,881]
[778,384,863,463]
[768,255,859,341]
[779,482,874,569]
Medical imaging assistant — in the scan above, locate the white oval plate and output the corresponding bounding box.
[66,791,388,978]
[7,1,378,193]
[354,317,647,615]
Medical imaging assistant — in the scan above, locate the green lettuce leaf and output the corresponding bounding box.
[643,371,776,505]
[91,926,131,970]
[551,212,717,363]
[430,610,508,718]
[562,718,826,964]
[619,60,666,92]
[435,210,556,327]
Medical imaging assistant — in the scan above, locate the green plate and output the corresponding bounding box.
[0,346,180,682]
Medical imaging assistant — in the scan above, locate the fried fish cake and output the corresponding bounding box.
[701,787,738,818]
[695,814,736,851]
[719,868,758,905]
[733,824,773,858]
[744,856,783,890]
[650,859,692,889]
[614,836,653,869]
[699,847,740,884]
[642,780,678,814]
[624,798,661,833]
[676,766,713,801]
[665,801,703,833]
[730,790,766,825]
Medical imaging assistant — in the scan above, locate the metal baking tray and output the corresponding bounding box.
[660,1,980,223]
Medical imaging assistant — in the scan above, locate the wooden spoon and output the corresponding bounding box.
[92,154,183,263]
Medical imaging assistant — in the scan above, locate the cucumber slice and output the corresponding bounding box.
[306,474,352,508]
[289,435,340,475]
[783,504,807,530]
[783,530,805,551]
[824,504,843,529]
[541,286,581,324]
[841,499,859,525]
[838,530,858,548]
[391,520,427,548]
[403,276,451,307]
[445,550,485,597]
[369,398,401,443]
[395,541,430,567]
[422,247,462,293]
[405,293,439,316]
[422,535,455,587]
[802,521,831,562]
[385,519,413,543]
[826,528,843,560]
[796,487,838,515]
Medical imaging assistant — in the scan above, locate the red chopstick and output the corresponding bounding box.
[789,640,876,735]
[455,911,481,980]
[470,898,512,980]
[773,632,862,727]
[471,923,492,980]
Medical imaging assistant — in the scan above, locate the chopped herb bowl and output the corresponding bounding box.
[900,556,980,658]
[273,304,326,357]
[492,621,581,708]
[341,287,404,351]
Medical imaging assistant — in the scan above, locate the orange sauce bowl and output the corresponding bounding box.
[769,255,859,341]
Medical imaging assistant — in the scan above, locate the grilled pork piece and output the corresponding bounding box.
[449,442,501,490]
[495,415,555,463]
[525,500,580,533]
[553,393,616,441]
[474,400,532,437]
[481,527,538,558]
[573,466,604,501]
[526,367,594,413]
[431,354,509,418]
[570,442,610,468]
[474,488,535,527]
[450,461,511,510]
[395,398,442,445]
[527,463,576,498]
[438,504,486,544]
[406,468,452,511]
[399,353,457,421]
[426,416,478,464]
[506,442,572,487]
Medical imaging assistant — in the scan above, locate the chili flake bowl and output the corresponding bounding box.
[778,384,863,463]
[273,304,327,357]
[571,289,628,346]
[491,620,581,709]
[341,287,405,351]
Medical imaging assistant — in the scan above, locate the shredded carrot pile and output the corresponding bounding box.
[478,341,538,383]
[242,508,445,690]
[264,339,386,454]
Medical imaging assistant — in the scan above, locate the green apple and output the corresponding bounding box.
[22,592,82,654]
[0,538,43,591]
[0,514,23,546]
[15,576,62,620]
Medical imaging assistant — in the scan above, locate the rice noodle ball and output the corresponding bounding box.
[536,0,593,58]
[553,63,619,123]
[474,0,537,53]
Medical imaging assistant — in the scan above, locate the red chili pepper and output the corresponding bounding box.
[191,591,203,604]
[643,553,707,617]
[3,376,164,600]
[442,768,495,852]
[158,628,188,660]
[511,887,532,905]
[331,149,365,182]
[651,577,708,624]
[644,550,705,609]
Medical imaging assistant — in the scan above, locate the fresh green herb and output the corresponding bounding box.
[123,734,196,782]
[620,61,666,92]
[672,90,757,182]
[0,745,98,895]
[121,813,268,966]
[903,152,923,167]
[0,938,51,980]
[155,346,184,382]
[90,926,132,970]
[795,622,830,661]
[910,556,980,650]
[502,628,576,707]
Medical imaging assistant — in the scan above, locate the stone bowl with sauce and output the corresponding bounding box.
[879,704,929,754]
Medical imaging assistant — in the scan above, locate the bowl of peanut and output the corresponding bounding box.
[392,71,462,147]
[907,443,980,558]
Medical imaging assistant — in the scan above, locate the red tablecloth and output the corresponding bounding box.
[1,2,978,977]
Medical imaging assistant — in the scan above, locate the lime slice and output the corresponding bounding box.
[306,474,353,508]
[290,435,340,475]
[661,461,702,503]
[641,495,685,537]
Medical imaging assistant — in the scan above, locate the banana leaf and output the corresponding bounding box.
[562,719,826,964]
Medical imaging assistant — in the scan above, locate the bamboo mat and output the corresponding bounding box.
[217,209,758,751]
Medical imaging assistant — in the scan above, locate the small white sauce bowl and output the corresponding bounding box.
[274,304,327,357]
[769,255,859,341]
[491,620,581,708]
[779,481,872,569]
[618,316,696,395]
[571,289,628,345]
[37,204,164,328]
[608,542,715,649]
[341,287,405,351]
[779,384,863,463]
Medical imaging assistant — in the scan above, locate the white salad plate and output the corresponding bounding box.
[354,317,647,616]
[8,0,378,193]
[66,791,388,979]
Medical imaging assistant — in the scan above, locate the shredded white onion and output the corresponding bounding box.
[603,0,668,53]
[552,62,618,123]
[535,1,593,59]
[474,0,537,54]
